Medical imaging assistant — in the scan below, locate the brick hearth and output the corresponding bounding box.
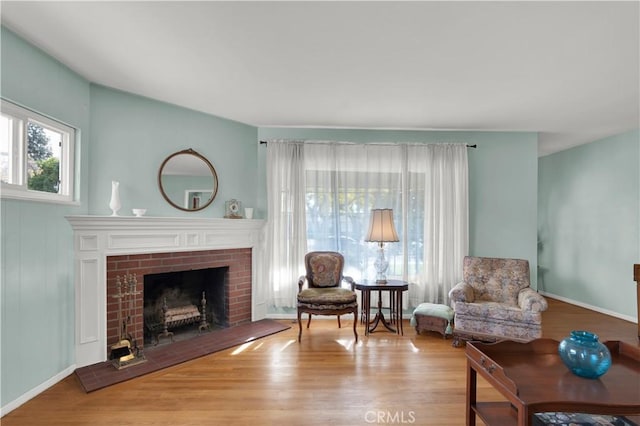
[106,248,252,352]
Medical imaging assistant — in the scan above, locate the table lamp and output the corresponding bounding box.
[365,208,399,283]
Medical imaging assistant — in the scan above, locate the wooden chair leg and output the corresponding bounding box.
[451,334,465,348]
[352,309,358,342]
[337,315,342,328]
[297,309,303,342]
[306,313,312,329]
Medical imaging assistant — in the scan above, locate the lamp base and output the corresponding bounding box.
[374,244,389,284]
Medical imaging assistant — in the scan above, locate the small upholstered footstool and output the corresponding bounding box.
[410,303,454,339]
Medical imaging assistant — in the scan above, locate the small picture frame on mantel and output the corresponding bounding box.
[224,199,243,219]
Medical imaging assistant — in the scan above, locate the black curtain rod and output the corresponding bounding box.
[259,140,477,148]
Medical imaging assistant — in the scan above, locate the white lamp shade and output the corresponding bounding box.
[365,209,399,243]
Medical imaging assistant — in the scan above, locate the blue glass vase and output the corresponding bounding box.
[558,330,612,379]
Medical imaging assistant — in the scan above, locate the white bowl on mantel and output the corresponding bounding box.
[132,209,147,217]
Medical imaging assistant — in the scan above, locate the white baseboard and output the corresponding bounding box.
[1,364,76,417]
[541,291,638,324]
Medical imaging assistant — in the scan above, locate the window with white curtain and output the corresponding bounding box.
[265,140,468,309]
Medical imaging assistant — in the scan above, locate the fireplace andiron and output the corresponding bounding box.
[156,291,210,345]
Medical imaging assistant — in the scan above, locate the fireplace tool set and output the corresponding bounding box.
[110,274,147,369]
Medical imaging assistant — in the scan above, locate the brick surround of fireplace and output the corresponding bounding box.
[106,248,252,352]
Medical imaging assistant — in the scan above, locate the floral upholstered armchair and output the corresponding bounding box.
[297,251,358,342]
[448,256,548,347]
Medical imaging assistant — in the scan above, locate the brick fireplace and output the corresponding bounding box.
[106,248,252,353]
[67,216,266,368]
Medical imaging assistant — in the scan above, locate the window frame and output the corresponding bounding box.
[1,99,77,204]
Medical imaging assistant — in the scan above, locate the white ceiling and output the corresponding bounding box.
[1,1,638,156]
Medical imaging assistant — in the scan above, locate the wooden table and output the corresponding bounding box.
[355,280,408,336]
[465,339,640,426]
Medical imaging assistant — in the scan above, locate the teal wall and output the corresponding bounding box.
[258,128,539,286]
[1,27,90,408]
[89,85,257,218]
[538,130,640,319]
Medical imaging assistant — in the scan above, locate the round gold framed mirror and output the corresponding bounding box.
[158,148,219,212]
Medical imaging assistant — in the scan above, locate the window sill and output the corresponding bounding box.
[1,186,80,206]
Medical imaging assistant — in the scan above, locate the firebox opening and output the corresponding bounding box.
[143,266,228,347]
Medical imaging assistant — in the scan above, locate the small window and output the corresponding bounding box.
[1,99,76,203]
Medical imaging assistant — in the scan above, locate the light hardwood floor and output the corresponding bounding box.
[2,298,638,426]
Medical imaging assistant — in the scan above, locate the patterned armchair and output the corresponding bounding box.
[297,251,358,342]
[448,256,548,347]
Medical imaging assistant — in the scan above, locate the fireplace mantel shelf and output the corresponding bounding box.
[66,215,265,231]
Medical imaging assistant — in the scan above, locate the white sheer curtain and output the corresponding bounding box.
[265,141,308,308]
[264,140,468,309]
[407,144,468,305]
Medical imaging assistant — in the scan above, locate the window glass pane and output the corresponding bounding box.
[305,169,407,281]
[27,121,61,194]
[406,172,425,277]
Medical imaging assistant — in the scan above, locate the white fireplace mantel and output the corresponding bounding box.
[66,215,266,368]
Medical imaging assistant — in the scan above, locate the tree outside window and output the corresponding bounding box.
[27,122,60,193]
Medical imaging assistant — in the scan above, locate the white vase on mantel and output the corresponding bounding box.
[109,181,121,216]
